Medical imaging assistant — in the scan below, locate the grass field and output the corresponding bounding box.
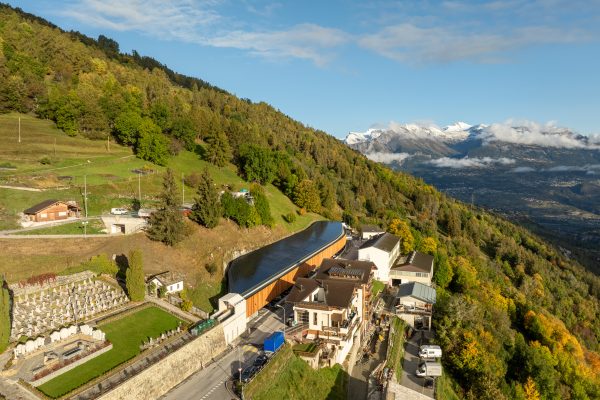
[15,219,105,235]
[245,345,347,400]
[371,280,385,296]
[37,306,182,398]
[0,113,319,231]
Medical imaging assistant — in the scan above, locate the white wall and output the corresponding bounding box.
[358,247,394,283]
[218,295,247,345]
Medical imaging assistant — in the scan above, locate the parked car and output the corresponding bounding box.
[416,361,442,377]
[419,345,442,359]
[241,366,260,383]
[253,354,268,368]
[110,208,128,215]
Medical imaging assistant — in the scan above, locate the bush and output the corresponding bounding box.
[205,262,218,276]
[184,172,202,188]
[297,208,306,216]
[158,286,167,299]
[180,299,193,312]
[283,212,296,223]
[39,156,52,165]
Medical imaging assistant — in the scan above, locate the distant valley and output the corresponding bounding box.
[345,122,600,273]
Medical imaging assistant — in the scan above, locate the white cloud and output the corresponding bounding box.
[545,164,600,172]
[511,166,536,173]
[358,23,589,63]
[479,120,599,149]
[60,0,348,65]
[206,24,349,66]
[429,157,515,168]
[366,152,412,164]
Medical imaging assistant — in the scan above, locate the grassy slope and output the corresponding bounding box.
[0,113,321,311]
[245,345,347,400]
[15,219,105,235]
[37,306,181,398]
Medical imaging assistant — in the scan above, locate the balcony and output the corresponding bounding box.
[322,311,359,337]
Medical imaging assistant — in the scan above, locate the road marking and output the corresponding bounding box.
[199,378,226,400]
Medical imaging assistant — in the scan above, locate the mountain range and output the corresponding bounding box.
[345,121,600,272]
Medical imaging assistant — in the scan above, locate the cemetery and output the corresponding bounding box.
[10,271,128,341]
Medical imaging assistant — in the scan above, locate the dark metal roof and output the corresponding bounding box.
[23,199,61,214]
[286,278,319,303]
[359,232,400,252]
[397,282,436,304]
[227,221,344,297]
[316,258,374,285]
[361,224,383,233]
[392,251,434,273]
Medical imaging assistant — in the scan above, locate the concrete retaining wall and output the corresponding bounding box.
[96,325,227,400]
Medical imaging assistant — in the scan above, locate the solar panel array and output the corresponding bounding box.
[329,266,363,279]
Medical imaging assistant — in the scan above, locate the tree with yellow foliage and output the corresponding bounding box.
[387,218,414,253]
[524,377,540,400]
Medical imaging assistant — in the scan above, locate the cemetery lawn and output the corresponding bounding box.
[37,306,182,398]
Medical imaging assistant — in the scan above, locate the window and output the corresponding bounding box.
[313,312,318,326]
[58,211,67,216]
[40,213,48,218]
[416,272,428,277]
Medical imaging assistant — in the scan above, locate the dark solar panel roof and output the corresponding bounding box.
[227,221,344,297]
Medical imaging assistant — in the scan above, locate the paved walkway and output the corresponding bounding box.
[145,297,200,323]
[349,329,388,400]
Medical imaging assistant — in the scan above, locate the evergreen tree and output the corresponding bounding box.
[190,169,221,228]
[147,169,186,245]
[205,129,231,167]
[126,249,145,301]
[0,277,9,352]
[251,184,273,227]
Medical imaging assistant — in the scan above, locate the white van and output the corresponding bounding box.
[110,208,128,215]
[416,361,442,377]
[419,345,442,359]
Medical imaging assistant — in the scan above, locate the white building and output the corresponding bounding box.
[358,233,400,283]
[389,251,434,287]
[214,293,247,345]
[360,224,385,240]
[148,271,184,294]
[396,281,436,330]
[287,259,375,366]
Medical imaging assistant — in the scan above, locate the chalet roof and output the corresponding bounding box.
[286,278,320,303]
[361,224,384,233]
[397,282,436,304]
[391,251,434,273]
[149,271,184,287]
[316,259,374,285]
[322,280,356,308]
[359,232,400,253]
[24,199,62,214]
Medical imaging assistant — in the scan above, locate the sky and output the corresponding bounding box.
[7,0,600,138]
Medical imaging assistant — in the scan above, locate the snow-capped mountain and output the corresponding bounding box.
[344,121,599,166]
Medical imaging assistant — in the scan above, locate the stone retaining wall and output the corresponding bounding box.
[96,325,227,400]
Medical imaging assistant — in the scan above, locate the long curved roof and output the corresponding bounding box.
[227,221,344,297]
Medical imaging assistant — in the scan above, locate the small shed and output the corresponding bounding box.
[24,200,80,222]
[148,271,184,294]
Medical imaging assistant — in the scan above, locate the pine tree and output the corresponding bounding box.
[0,277,9,352]
[190,169,221,228]
[147,168,186,245]
[126,249,146,301]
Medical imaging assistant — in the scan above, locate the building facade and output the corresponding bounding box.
[357,233,401,283]
[287,259,374,366]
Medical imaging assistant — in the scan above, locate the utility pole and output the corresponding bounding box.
[84,175,88,238]
[138,173,142,203]
[238,345,242,384]
[182,173,185,206]
[107,134,110,152]
[18,117,21,143]
[276,304,286,342]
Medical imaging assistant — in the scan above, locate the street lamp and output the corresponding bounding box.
[276,304,286,342]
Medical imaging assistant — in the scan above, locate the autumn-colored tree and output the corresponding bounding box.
[293,179,321,213]
[419,236,437,254]
[523,377,540,400]
[387,218,414,253]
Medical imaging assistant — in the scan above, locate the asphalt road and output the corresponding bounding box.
[162,303,293,400]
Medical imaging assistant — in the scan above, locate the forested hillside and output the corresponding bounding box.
[1,4,600,399]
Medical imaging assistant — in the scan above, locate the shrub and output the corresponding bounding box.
[283,212,296,223]
[205,262,218,276]
[39,156,52,165]
[180,299,193,312]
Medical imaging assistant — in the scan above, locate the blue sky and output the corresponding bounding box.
[8,0,600,138]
